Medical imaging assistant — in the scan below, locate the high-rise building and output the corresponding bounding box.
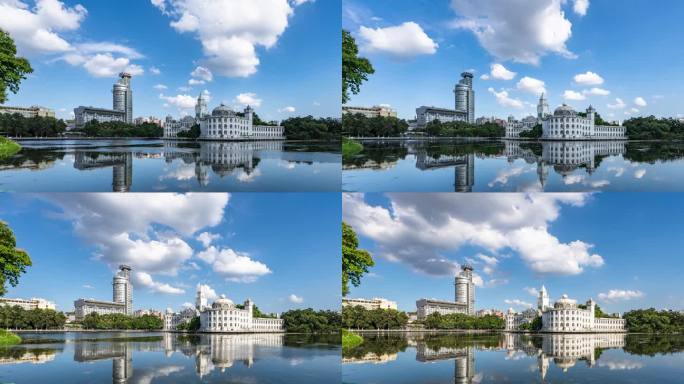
[113,265,132,315]
[454,72,475,124]
[455,264,475,315]
[113,72,133,124]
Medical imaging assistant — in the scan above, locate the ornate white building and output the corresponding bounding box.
[542,104,626,140]
[505,115,538,138]
[505,285,626,332]
[417,264,475,320]
[200,104,284,140]
[199,295,284,333]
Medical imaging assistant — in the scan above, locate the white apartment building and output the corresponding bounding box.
[0,105,55,118]
[342,105,397,118]
[342,297,398,310]
[200,295,284,333]
[74,299,125,320]
[0,297,56,310]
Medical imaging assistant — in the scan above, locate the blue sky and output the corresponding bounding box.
[0,192,340,314]
[0,0,340,121]
[343,192,684,314]
[343,0,684,121]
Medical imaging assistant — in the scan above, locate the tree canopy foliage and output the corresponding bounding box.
[0,30,33,104]
[0,305,65,329]
[176,316,201,331]
[424,313,505,330]
[83,121,162,137]
[342,222,374,297]
[518,124,543,139]
[425,120,504,138]
[624,308,684,333]
[518,316,543,331]
[0,220,32,296]
[0,113,66,137]
[82,313,163,330]
[624,116,684,140]
[176,124,200,139]
[342,305,408,330]
[281,308,340,333]
[282,116,340,140]
[342,113,408,137]
[342,30,374,104]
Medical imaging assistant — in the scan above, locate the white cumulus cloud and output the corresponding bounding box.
[233,92,262,107]
[197,246,271,283]
[607,98,626,109]
[597,289,644,303]
[505,299,532,309]
[573,0,590,16]
[288,294,304,303]
[278,106,296,113]
[488,88,524,109]
[196,232,221,248]
[487,63,517,80]
[133,272,185,295]
[634,97,647,107]
[358,21,438,59]
[583,87,610,96]
[563,90,586,101]
[160,93,197,109]
[517,76,546,95]
[574,71,604,85]
[449,0,577,65]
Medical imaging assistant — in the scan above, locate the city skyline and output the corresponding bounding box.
[0,193,340,314]
[342,193,684,314]
[343,0,684,120]
[0,0,340,121]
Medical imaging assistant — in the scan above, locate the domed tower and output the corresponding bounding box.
[455,264,475,315]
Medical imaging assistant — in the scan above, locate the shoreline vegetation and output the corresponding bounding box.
[0,136,21,157]
[0,329,21,346]
[342,329,363,350]
[342,137,363,159]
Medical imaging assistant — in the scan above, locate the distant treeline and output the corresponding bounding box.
[83,121,163,137]
[342,113,408,137]
[82,313,163,330]
[281,308,341,333]
[424,312,505,330]
[624,116,684,140]
[624,309,684,333]
[0,113,66,137]
[342,305,408,330]
[282,116,341,140]
[425,120,504,138]
[0,305,66,329]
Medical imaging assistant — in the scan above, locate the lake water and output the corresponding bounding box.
[0,331,340,384]
[342,140,684,192]
[0,139,341,192]
[342,332,684,384]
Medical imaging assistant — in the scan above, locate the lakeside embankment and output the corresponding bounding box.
[0,137,21,157]
[8,137,340,144]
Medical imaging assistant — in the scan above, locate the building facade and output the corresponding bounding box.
[74,265,133,320]
[537,93,550,123]
[199,295,284,332]
[74,106,125,129]
[415,106,467,128]
[342,105,397,118]
[417,264,475,320]
[542,104,627,140]
[505,285,626,332]
[164,115,196,138]
[74,298,125,320]
[342,297,398,310]
[164,307,198,330]
[112,72,133,124]
[199,104,284,140]
[0,297,56,310]
[505,115,538,138]
[454,72,475,124]
[0,105,55,118]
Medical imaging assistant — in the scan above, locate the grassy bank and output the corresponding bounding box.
[342,138,363,159]
[0,329,22,346]
[342,329,363,350]
[0,137,21,158]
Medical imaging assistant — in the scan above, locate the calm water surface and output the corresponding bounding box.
[342,332,684,384]
[0,139,341,191]
[342,139,684,191]
[0,331,339,383]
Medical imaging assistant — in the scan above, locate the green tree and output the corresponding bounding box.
[0,30,33,104]
[342,222,374,296]
[0,221,32,296]
[342,30,374,104]
[176,124,200,138]
[281,308,341,333]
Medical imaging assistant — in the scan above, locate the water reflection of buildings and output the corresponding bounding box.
[344,333,627,384]
[73,152,133,192]
[415,151,475,192]
[504,140,626,187]
[74,342,132,384]
[0,349,57,365]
